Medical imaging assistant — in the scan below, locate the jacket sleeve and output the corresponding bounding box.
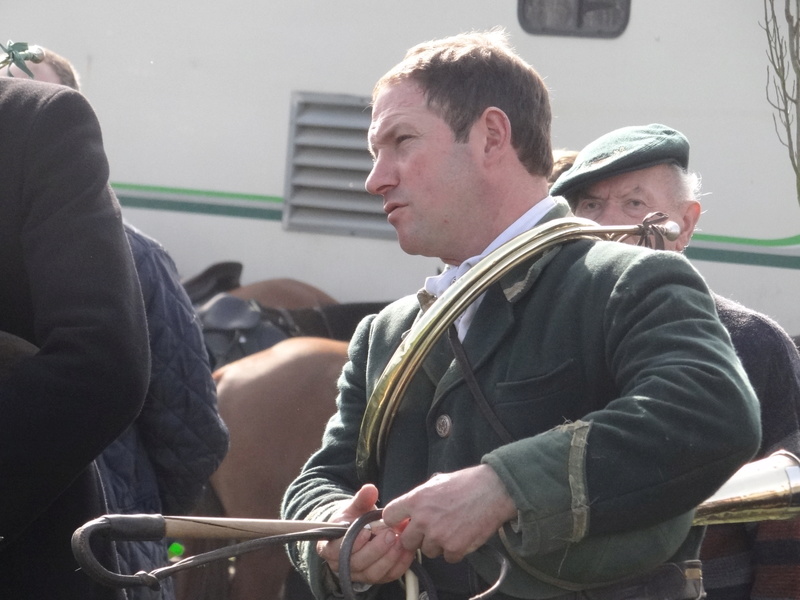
[127,227,229,514]
[483,248,761,559]
[0,85,150,544]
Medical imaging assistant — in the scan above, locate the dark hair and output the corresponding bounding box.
[549,149,578,187]
[374,29,553,177]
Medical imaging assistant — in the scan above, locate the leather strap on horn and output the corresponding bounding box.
[447,325,514,445]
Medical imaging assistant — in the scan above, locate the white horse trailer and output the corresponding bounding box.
[6,0,800,333]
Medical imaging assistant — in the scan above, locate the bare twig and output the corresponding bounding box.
[762,0,800,205]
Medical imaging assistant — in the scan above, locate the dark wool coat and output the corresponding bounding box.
[701,294,800,600]
[95,223,229,600]
[0,78,150,598]
[282,200,762,600]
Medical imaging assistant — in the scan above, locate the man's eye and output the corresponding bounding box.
[625,199,650,213]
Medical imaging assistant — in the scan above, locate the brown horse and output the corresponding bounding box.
[210,336,347,600]
[174,270,379,600]
[176,337,347,600]
[173,336,348,600]
[173,268,390,600]
[228,278,338,309]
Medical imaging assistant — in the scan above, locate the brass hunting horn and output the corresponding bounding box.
[356,213,681,481]
[694,449,800,525]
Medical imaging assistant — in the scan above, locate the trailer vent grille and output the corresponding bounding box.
[283,91,393,240]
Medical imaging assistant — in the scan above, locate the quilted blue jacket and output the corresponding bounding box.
[95,223,229,599]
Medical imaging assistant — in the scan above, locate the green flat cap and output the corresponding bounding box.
[550,123,689,198]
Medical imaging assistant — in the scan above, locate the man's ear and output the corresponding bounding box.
[676,200,702,251]
[479,106,513,162]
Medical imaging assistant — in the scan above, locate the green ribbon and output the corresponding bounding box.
[1,40,44,78]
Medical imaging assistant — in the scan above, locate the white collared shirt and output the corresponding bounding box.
[424,196,557,340]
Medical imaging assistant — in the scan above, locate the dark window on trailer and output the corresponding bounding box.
[518,0,631,38]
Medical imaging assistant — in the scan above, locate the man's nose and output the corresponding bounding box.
[365,155,394,196]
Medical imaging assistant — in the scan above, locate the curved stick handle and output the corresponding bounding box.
[71,514,167,589]
[72,514,334,589]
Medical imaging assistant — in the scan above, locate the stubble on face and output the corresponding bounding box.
[368,81,486,264]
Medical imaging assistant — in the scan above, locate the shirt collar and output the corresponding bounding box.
[424,196,558,298]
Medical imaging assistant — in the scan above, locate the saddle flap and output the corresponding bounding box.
[203,322,289,369]
[196,293,262,330]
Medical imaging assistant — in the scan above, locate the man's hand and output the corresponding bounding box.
[381,464,517,563]
[316,484,416,585]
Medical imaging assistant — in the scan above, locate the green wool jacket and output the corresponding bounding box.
[282,200,761,599]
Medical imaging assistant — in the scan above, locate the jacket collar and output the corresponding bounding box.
[419,198,574,395]
[498,198,572,304]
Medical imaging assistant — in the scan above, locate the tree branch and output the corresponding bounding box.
[763,0,800,205]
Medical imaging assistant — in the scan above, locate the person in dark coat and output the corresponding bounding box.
[282,30,761,600]
[3,47,230,599]
[0,74,150,599]
[551,123,800,600]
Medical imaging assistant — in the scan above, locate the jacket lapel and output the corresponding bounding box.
[430,199,573,404]
[413,199,574,404]
[414,289,456,386]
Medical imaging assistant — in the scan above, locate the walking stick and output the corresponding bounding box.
[72,511,509,600]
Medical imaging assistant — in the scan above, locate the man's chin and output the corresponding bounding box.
[396,236,429,258]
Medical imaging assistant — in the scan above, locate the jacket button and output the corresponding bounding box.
[435,414,452,438]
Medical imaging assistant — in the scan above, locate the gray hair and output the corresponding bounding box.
[667,163,702,207]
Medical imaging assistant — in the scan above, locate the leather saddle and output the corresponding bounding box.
[196,292,392,370]
[196,293,290,369]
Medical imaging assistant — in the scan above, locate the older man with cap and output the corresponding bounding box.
[551,124,800,600]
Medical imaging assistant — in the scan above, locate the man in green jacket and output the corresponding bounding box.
[282,30,760,600]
